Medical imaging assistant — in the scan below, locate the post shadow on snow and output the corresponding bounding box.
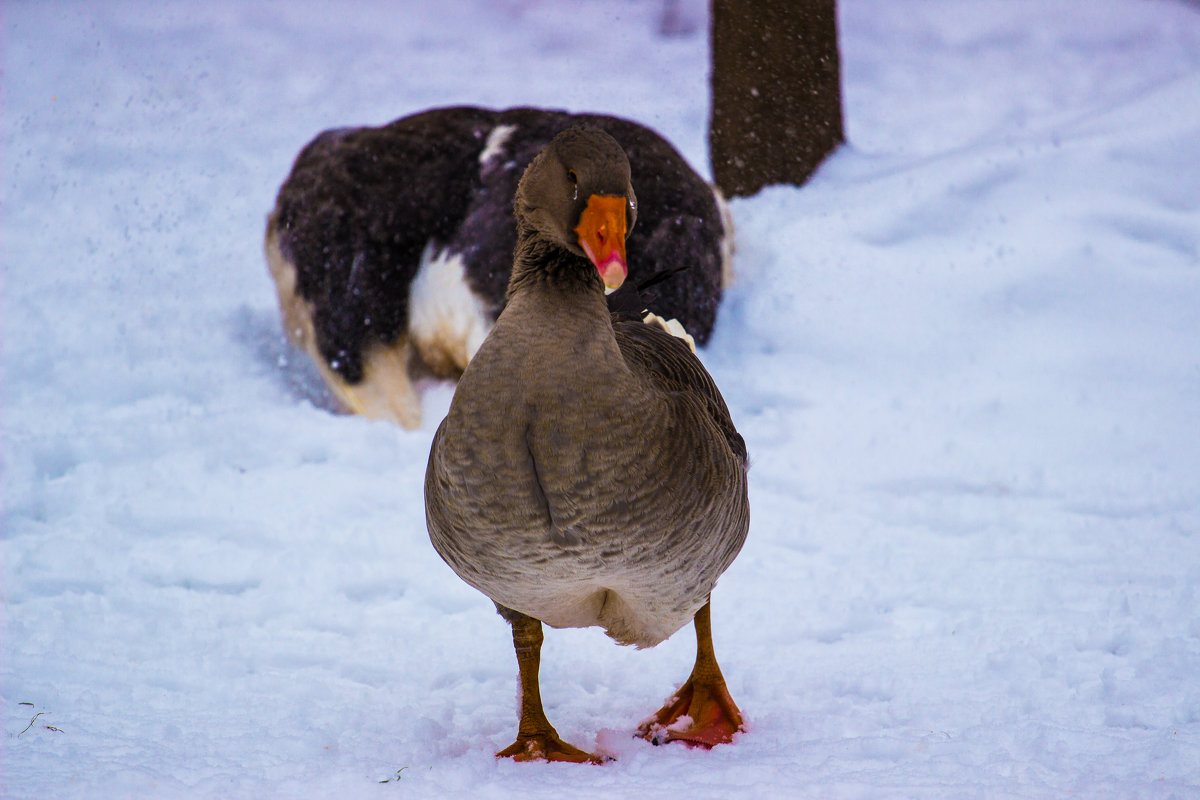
[227,305,343,415]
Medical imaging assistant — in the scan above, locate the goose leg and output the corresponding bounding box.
[495,610,603,763]
[637,600,744,747]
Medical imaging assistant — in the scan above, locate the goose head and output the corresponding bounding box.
[514,126,638,291]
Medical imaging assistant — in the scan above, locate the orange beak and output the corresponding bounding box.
[574,194,628,290]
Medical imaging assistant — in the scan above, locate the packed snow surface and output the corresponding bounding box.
[4,1,1199,797]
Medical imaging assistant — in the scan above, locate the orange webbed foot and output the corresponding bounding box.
[496,733,608,764]
[637,675,744,748]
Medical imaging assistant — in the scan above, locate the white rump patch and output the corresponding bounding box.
[479,123,518,167]
[408,244,494,375]
[711,185,736,289]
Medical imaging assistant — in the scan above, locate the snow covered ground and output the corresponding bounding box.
[4,1,1199,797]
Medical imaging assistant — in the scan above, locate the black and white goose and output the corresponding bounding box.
[264,106,731,428]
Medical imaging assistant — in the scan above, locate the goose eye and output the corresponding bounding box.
[567,169,578,184]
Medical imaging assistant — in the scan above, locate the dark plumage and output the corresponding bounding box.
[424,126,748,763]
[265,106,731,428]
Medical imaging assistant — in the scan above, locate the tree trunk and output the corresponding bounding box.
[709,0,844,197]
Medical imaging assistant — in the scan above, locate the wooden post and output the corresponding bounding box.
[710,0,844,197]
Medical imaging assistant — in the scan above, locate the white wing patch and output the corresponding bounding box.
[479,123,518,168]
[408,244,494,376]
[642,312,697,353]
